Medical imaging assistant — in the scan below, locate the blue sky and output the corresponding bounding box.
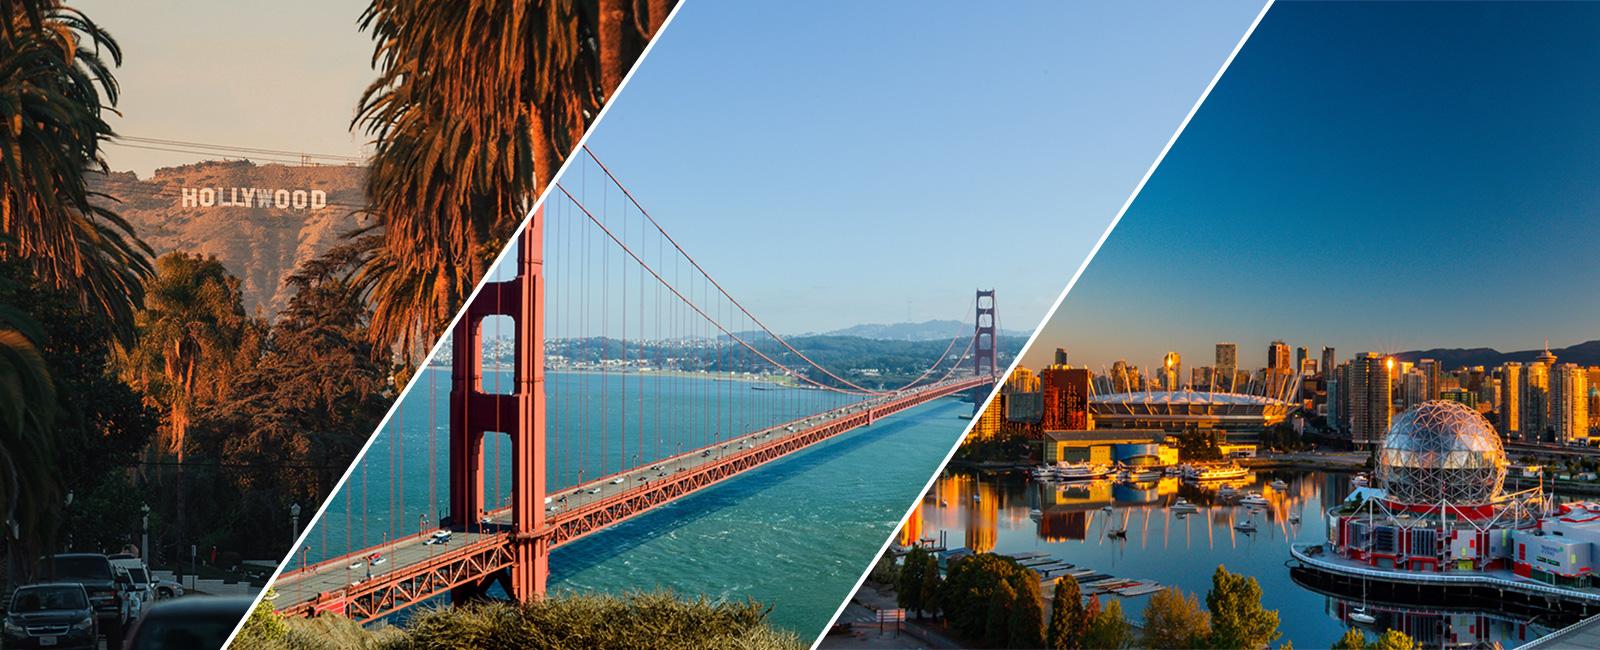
[557,1,1264,334]
[1029,1,1600,371]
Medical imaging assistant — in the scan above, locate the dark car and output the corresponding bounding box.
[2,583,97,650]
[122,596,252,650]
[35,553,130,644]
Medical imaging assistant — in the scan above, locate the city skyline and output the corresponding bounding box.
[1025,1,1600,370]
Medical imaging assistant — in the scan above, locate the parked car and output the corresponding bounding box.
[108,556,154,607]
[122,596,252,650]
[35,553,132,645]
[2,583,97,650]
[147,577,184,600]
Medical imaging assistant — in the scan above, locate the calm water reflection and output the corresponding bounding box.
[909,468,1562,649]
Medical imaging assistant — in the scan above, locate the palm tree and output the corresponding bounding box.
[123,253,246,462]
[0,0,153,345]
[0,282,55,559]
[352,0,672,362]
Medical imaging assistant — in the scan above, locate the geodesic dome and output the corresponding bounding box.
[1375,400,1506,506]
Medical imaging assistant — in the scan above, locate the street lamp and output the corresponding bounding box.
[140,503,151,563]
[290,503,301,545]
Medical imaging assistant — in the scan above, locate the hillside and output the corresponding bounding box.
[814,319,1030,341]
[1393,340,1600,368]
[92,159,370,317]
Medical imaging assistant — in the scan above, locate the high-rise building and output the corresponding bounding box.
[1441,387,1478,409]
[1418,358,1441,402]
[972,393,1004,441]
[1401,369,1427,411]
[1295,346,1309,372]
[1041,366,1092,431]
[1054,348,1069,366]
[1350,352,1393,447]
[1500,362,1523,439]
[1215,343,1237,391]
[1161,351,1182,391]
[1551,363,1589,444]
[1192,366,1214,391]
[1320,347,1336,378]
[1300,358,1318,376]
[1267,340,1291,372]
[1007,367,1040,393]
[1522,346,1556,443]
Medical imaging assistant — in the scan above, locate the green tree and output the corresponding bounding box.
[897,546,926,615]
[239,587,288,642]
[182,242,391,560]
[0,261,153,567]
[0,0,152,345]
[917,552,942,619]
[124,253,248,461]
[868,550,898,585]
[1007,570,1044,649]
[1143,587,1211,649]
[942,553,1033,643]
[1331,627,1367,650]
[1083,598,1133,649]
[353,0,672,364]
[1048,575,1086,649]
[1204,565,1281,650]
[984,579,1015,648]
[1372,629,1416,650]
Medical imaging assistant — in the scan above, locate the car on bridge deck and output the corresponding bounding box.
[425,531,452,545]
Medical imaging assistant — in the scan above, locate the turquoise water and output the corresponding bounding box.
[300,368,970,638]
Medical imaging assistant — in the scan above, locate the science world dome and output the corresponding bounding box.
[1375,400,1507,507]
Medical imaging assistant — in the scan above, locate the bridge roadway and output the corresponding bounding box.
[273,375,991,620]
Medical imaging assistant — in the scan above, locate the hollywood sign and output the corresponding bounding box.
[180,187,329,210]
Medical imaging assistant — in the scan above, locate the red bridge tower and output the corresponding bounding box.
[448,207,548,601]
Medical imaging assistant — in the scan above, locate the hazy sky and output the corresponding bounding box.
[1028,1,1600,371]
[80,0,372,177]
[547,1,1265,334]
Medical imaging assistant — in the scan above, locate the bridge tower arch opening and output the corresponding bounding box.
[448,206,548,602]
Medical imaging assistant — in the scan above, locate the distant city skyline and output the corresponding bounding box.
[1026,2,1600,370]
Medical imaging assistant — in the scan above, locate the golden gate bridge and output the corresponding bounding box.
[269,148,1000,622]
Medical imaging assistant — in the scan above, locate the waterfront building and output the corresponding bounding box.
[1350,352,1393,447]
[1500,362,1523,440]
[1216,342,1238,391]
[972,393,1004,441]
[1039,429,1178,467]
[1311,400,1600,591]
[1551,363,1589,444]
[1040,365,1092,431]
[1088,390,1290,433]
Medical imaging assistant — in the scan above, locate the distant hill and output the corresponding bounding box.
[1393,340,1600,368]
[812,319,1029,341]
[93,160,370,317]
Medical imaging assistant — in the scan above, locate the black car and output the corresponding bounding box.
[35,553,130,644]
[2,583,97,650]
[122,596,252,650]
